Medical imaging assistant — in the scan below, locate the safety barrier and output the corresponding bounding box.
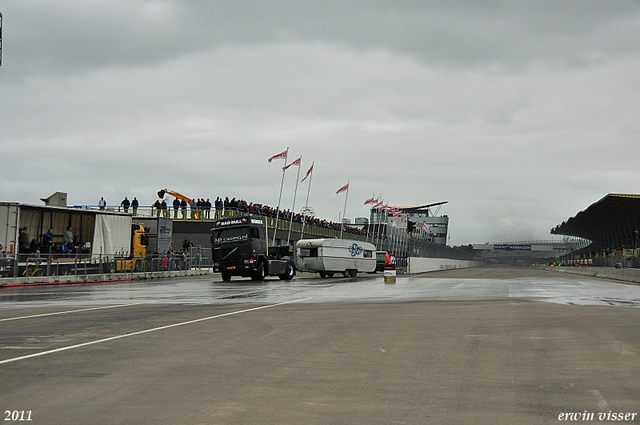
[0,249,212,283]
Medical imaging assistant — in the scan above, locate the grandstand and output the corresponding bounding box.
[551,194,640,268]
[472,240,581,265]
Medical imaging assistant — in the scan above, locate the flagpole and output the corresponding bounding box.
[373,200,379,250]
[340,180,350,239]
[365,201,370,244]
[300,162,314,240]
[376,197,384,251]
[287,156,302,247]
[272,147,289,246]
[376,193,383,250]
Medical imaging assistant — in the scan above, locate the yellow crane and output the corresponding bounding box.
[157,189,202,219]
[157,189,193,204]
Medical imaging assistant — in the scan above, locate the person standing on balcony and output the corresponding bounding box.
[120,197,130,213]
[173,198,180,219]
[131,197,139,216]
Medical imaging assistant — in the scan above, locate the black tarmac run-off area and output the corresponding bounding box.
[1,266,639,425]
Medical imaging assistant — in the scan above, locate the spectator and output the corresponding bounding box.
[64,226,74,250]
[161,199,168,218]
[121,197,130,213]
[19,227,30,253]
[182,237,190,252]
[131,197,139,216]
[43,228,54,252]
[173,198,180,219]
[153,199,161,217]
[205,198,212,219]
[215,197,223,219]
[98,197,107,210]
[224,197,230,216]
[196,199,201,219]
[180,199,187,219]
[58,242,70,254]
[190,199,197,220]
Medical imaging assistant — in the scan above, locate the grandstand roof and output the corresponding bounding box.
[551,194,640,242]
[396,201,448,212]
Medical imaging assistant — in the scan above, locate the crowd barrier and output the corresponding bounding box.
[0,249,211,282]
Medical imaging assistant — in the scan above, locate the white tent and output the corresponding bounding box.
[92,214,132,257]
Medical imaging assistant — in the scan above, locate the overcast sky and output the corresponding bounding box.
[1,1,639,245]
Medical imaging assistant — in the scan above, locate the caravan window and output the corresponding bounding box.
[299,247,318,257]
[363,250,373,258]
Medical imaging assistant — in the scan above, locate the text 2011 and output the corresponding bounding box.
[4,411,32,421]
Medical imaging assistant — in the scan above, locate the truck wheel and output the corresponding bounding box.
[343,270,350,278]
[252,261,265,281]
[319,272,327,278]
[278,263,295,280]
[221,272,232,282]
[351,269,357,278]
[326,272,334,278]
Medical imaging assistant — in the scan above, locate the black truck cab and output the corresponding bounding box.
[211,216,295,281]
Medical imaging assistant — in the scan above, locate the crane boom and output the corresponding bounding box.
[157,189,193,204]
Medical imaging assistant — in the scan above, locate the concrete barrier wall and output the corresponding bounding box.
[551,266,640,284]
[0,268,213,286]
[407,257,483,274]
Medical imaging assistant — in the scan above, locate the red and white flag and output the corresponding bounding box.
[283,156,301,170]
[373,201,383,209]
[364,197,376,205]
[268,150,287,163]
[301,164,313,182]
[422,223,431,234]
[336,183,349,194]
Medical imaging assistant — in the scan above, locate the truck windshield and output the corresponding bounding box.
[212,228,249,245]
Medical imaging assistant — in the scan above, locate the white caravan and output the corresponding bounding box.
[295,238,376,277]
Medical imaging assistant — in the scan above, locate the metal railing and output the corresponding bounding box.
[0,249,212,280]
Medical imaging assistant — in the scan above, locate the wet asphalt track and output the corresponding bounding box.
[2,266,640,309]
[1,266,640,424]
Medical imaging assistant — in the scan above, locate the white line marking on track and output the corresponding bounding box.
[589,389,610,411]
[0,303,144,322]
[0,298,310,365]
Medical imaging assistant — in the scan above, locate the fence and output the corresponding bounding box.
[0,248,212,280]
